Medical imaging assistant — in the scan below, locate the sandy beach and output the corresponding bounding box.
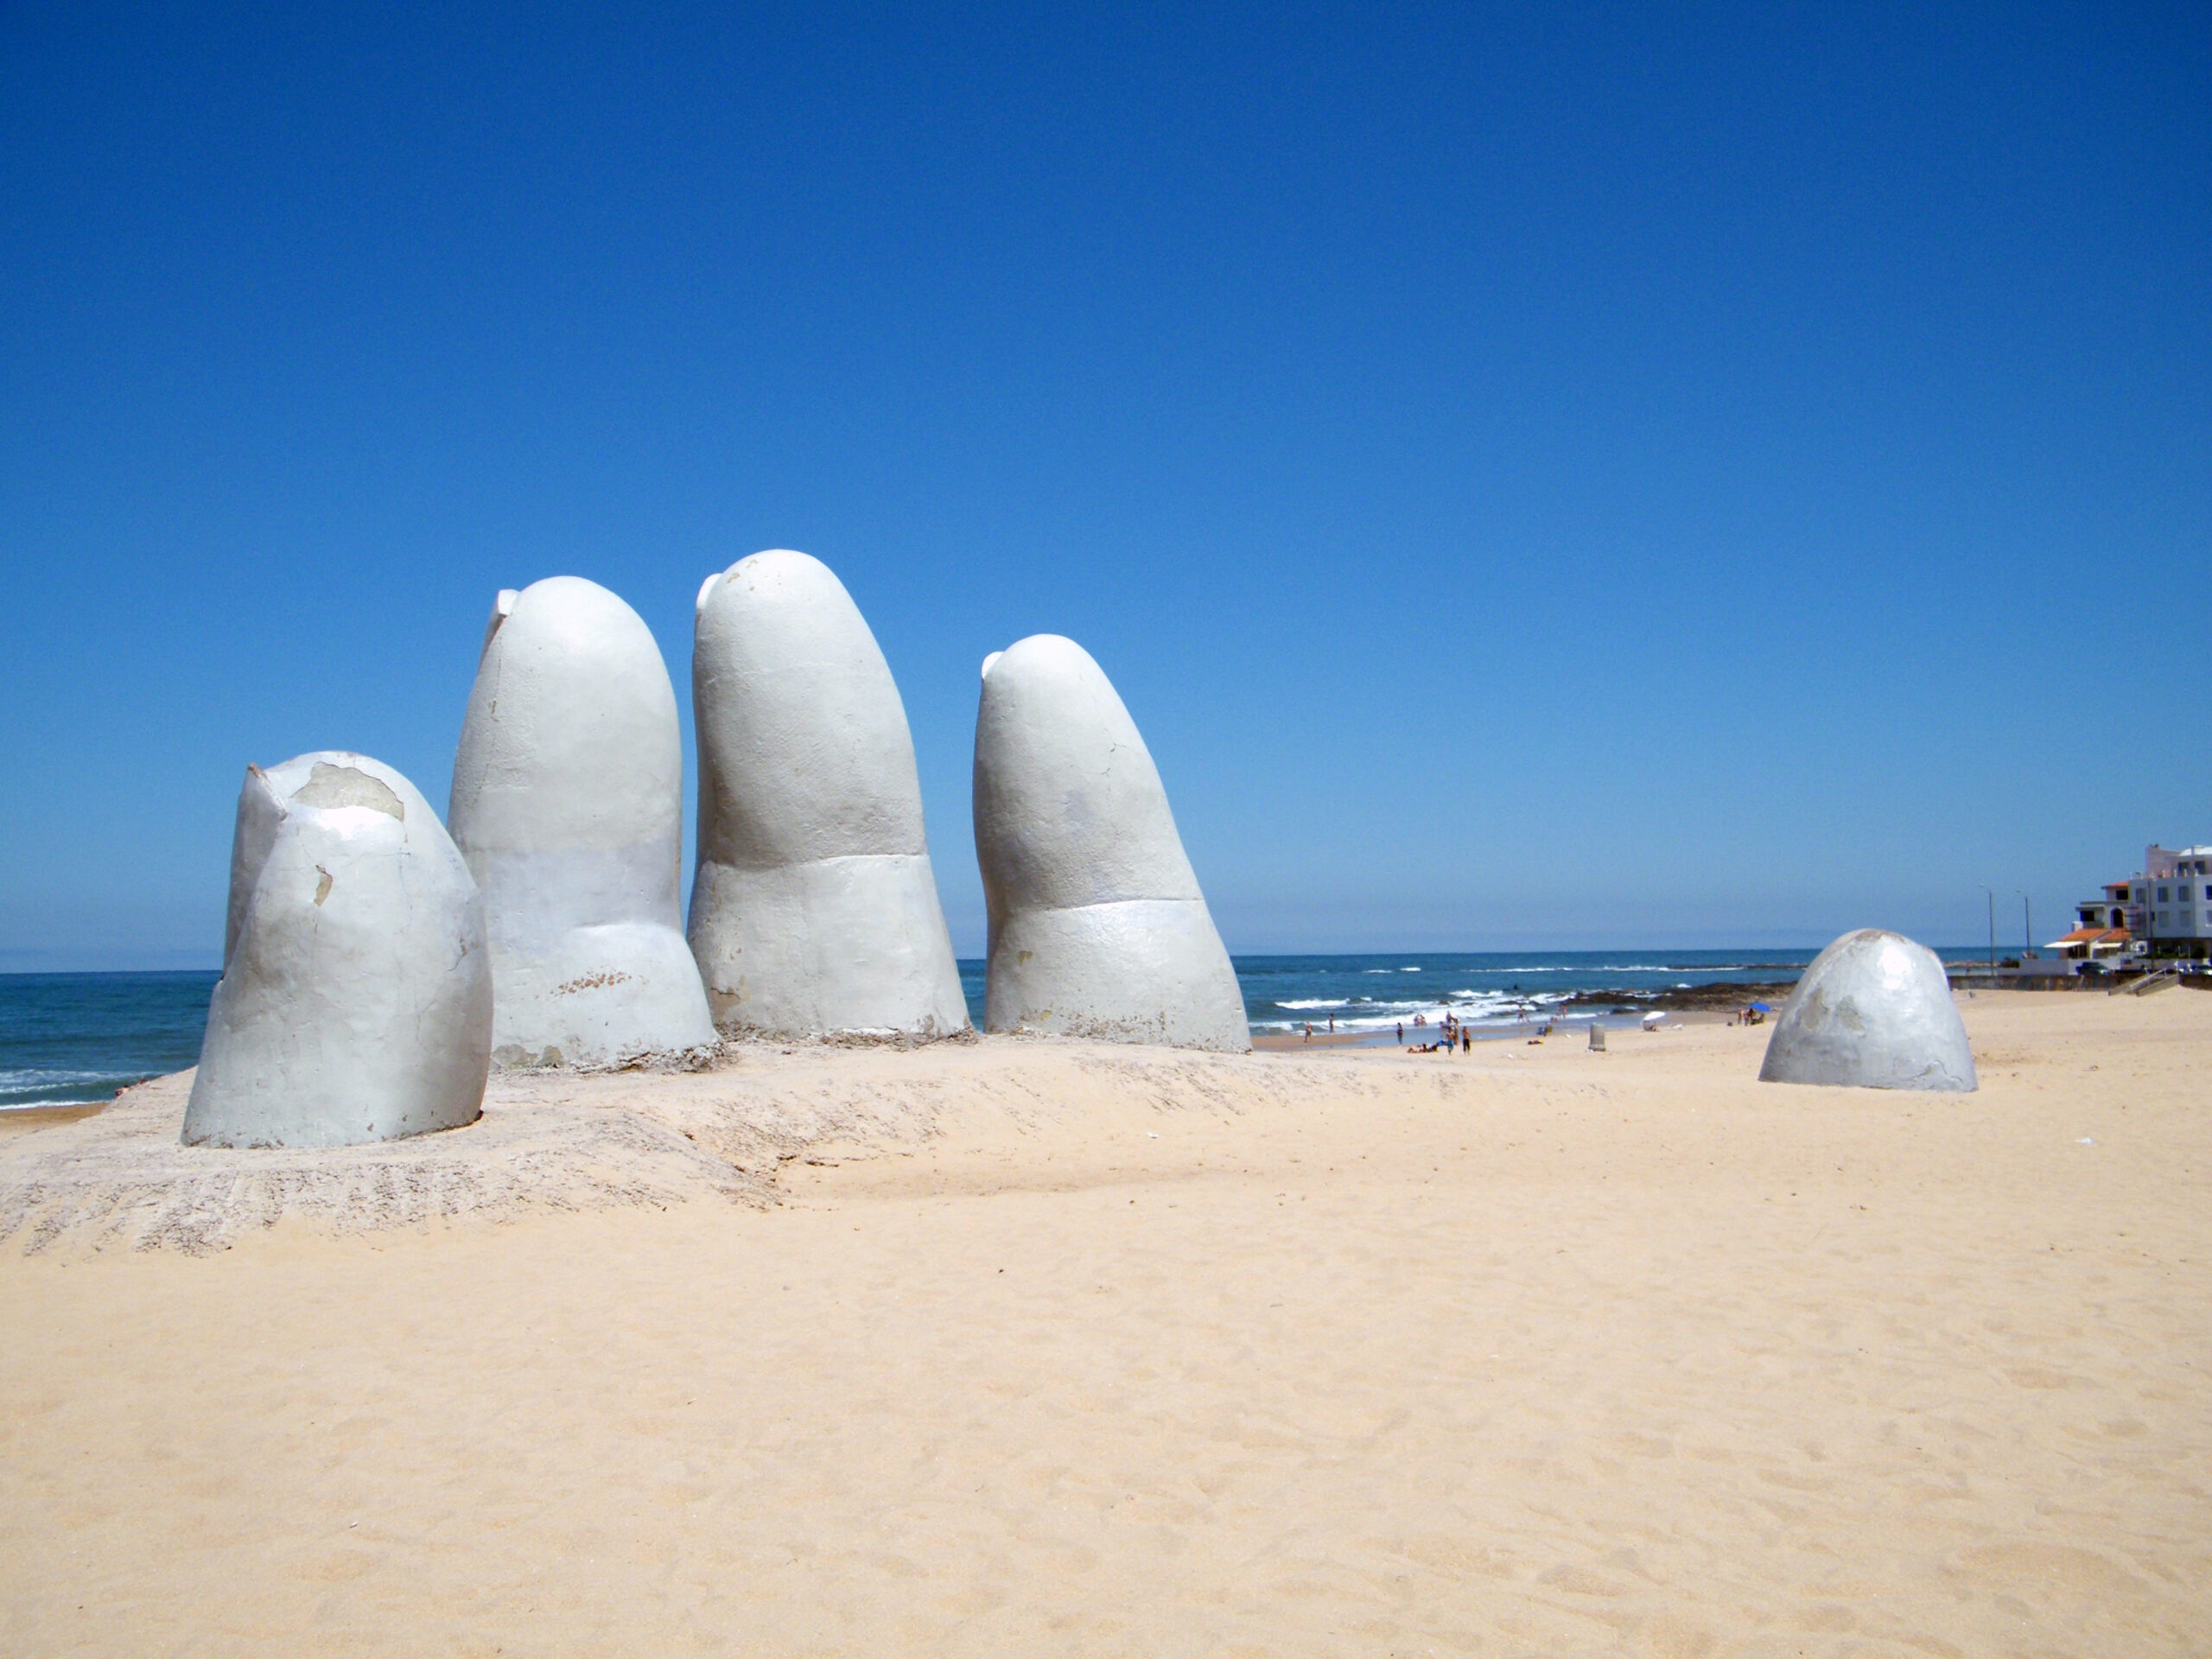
[3,988,2208,1655]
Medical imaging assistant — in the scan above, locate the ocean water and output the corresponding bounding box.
[0,971,220,1109]
[1225,950,1821,1037]
[2,949,1926,1110]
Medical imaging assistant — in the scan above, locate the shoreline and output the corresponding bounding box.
[0,958,1829,1116]
[1251,1007,1736,1051]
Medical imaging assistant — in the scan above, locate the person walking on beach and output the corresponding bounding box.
[1396,1021,1403,1044]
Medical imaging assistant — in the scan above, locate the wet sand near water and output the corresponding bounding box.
[0,1101,105,1136]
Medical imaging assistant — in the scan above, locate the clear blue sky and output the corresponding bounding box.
[2,3,2205,970]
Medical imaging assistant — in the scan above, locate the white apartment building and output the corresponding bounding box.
[2069,844,2212,962]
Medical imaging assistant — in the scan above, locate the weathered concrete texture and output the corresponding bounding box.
[182,753,493,1147]
[689,550,969,1039]
[974,634,1249,1052]
[1759,929,1978,1091]
[449,576,715,1068]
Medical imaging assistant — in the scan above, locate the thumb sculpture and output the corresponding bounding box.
[1758,928,1977,1091]
[973,634,1249,1052]
[689,550,969,1039]
[182,752,493,1147]
[448,575,716,1068]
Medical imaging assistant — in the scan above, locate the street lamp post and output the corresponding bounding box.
[1979,885,1996,980]
[2017,891,2031,959]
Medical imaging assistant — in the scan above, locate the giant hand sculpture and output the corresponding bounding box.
[449,576,715,1068]
[183,752,493,1147]
[689,550,968,1039]
[973,634,1249,1052]
[1759,928,1978,1090]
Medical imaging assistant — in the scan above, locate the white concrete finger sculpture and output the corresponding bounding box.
[1758,928,1977,1091]
[449,576,716,1069]
[690,550,969,1039]
[182,753,493,1147]
[974,634,1249,1052]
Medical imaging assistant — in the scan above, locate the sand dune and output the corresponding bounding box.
[3,991,2208,1654]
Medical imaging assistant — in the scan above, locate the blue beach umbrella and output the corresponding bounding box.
[1748,1001,1771,1014]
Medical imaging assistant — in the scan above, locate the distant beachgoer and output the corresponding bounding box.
[1396,1021,1403,1043]
[1327,1014,1334,1033]
[1462,1028,1471,1054]
[1303,1021,1313,1042]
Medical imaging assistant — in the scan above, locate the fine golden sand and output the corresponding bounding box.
[3,990,2208,1656]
